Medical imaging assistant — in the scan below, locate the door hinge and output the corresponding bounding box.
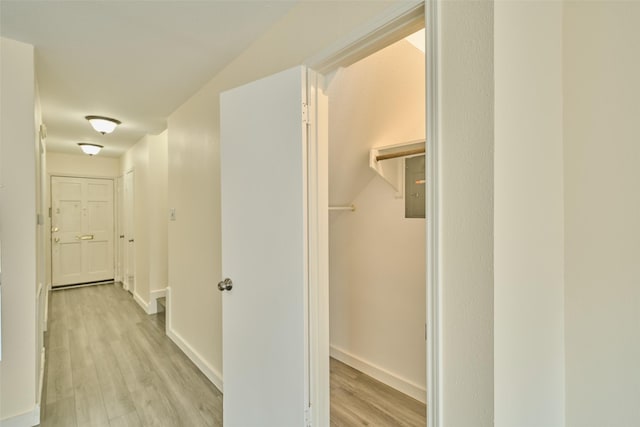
[302,102,310,125]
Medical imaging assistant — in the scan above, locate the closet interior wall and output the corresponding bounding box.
[327,36,426,402]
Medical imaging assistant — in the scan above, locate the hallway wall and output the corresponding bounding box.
[439,2,495,424]
[326,39,426,402]
[494,2,565,426]
[564,2,640,426]
[166,1,401,391]
[47,152,120,178]
[0,37,39,425]
[121,131,168,313]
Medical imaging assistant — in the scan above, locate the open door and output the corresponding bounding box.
[220,66,310,426]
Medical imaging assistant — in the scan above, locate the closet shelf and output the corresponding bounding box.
[369,140,425,196]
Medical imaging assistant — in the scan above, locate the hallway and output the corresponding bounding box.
[41,283,222,426]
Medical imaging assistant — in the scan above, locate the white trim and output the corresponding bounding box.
[38,347,45,405]
[305,1,424,74]
[44,283,51,332]
[0,405,40,427]
[305,2,438,427]
[147,287,167,314]
[166,286,172,332]
[133,291,149,314]
[425,1,443,427]
[306,69,330,427]
[167,326,224,393]
[163,286,222,394]
[330,345,426,404]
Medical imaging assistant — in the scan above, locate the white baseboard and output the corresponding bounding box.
[133,288,167,315]
[0,405,40,427]
[38,347,45,406]
[133,291,150,314]
[44,283,51,332]
[330,345,426,404]
[163,287,223,391]
[166,287,172,331]
[167,325,223,393]
[148,288,167,314]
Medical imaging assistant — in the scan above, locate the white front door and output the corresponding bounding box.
[220,66,310,426]
[51,176,114,287]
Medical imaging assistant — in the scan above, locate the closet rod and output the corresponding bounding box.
[329,204,355,212]
[376,147,425,162]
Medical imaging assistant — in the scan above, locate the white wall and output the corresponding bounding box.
[148,132,168,294]
[564,2,640,426]
[167,0,400,390]
[327,40,426,401]
[47,152,120,178]
[439,1,494,425]
[120,131,168,311]
[494,1,565,426]
[0,37,39,425]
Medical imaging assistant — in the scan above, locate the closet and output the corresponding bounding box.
[326,30,427,424]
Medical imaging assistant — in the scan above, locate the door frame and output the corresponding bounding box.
[305,1,442,426]
[115,175,124,283]
[123,168,135,294]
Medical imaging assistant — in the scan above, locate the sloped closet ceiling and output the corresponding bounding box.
[327,39,425,206]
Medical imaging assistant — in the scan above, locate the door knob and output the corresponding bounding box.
[54,237,60,243]
[217,278,233,292]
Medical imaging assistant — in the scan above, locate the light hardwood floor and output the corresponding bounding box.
[41,283,222,427]
[330,358,426,427]
[41,283,424,426]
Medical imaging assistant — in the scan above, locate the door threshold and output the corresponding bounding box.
[52,280,114,291]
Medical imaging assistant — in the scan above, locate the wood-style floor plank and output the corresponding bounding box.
[40,283,223,427]
[330,358,426,427]
[41,282,425,427]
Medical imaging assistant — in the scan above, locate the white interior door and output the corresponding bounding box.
[124,170,135,292]
[220,66,309,427]
[116,175,124,282]
[51,176,114,286]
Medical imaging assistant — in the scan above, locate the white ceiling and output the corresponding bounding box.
[0,1,297,157]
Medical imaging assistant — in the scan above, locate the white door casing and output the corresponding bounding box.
[124,170,135,292]
[116,175,124,282]
[51,176,114,286]
[220,66,309,427]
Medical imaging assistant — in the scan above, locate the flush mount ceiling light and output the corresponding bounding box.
[78,142,103,156]
[85,115,121,134]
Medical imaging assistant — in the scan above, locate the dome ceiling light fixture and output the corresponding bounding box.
[78,142,103,156]
[85,115,121,134]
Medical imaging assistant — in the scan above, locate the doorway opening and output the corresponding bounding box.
[325,29,426,425]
